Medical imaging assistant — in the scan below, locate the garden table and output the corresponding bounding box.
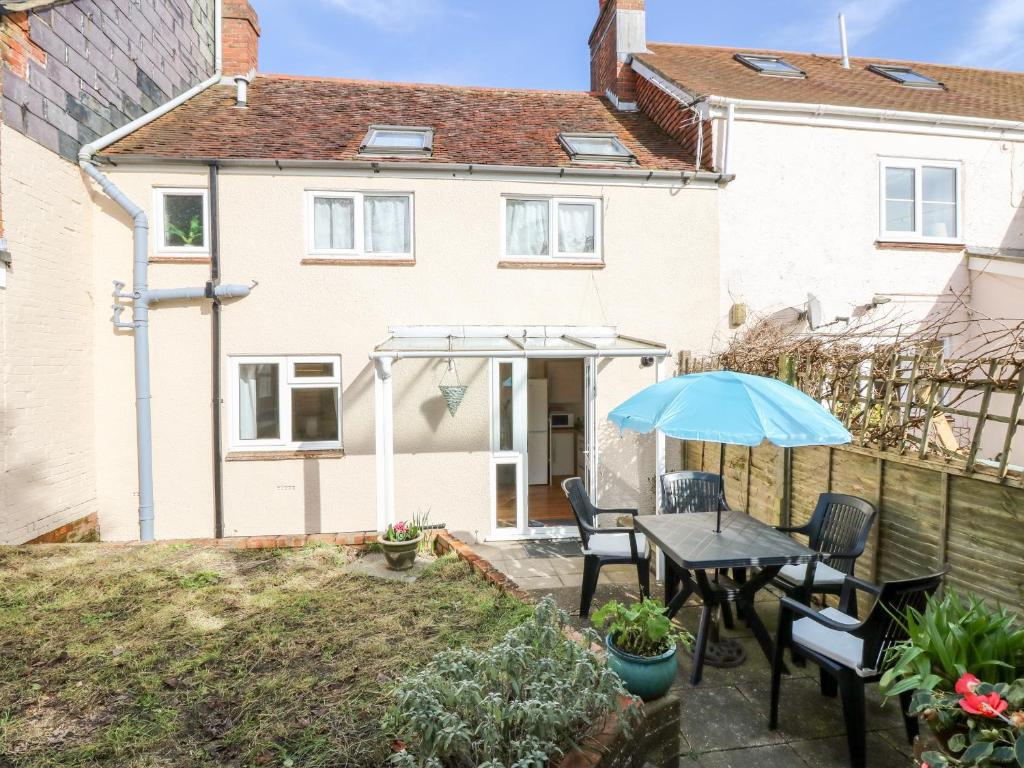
[633,511,819,684]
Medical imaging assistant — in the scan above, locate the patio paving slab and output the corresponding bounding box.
[474,537,907,768]
[693,743,809,768]
[788,732,909,768]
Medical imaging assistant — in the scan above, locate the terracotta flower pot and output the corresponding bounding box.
[378,533,423,571]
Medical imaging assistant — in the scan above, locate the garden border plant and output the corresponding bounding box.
[386,596,639,767]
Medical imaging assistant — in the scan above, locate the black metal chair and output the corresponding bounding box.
[561,477,650,618]
[659,471,746,654]
[770,570,948,768]
[773,493,877,616]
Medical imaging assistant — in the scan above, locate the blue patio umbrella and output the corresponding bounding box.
[609,371,852,531]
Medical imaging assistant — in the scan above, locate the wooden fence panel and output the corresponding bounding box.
[876,462,944,583]
[679,439,1024,610]
[790,447,830,527]
[946,477,1024,606]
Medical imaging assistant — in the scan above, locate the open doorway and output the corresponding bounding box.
[491,357,593,538]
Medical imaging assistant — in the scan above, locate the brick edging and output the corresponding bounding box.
[432,531,534,603]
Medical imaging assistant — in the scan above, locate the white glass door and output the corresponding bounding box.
[583,357,598,495]
[491,359,528,536]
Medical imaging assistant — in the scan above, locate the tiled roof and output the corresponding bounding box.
[634,43,1024,123]
[102,75,698,170]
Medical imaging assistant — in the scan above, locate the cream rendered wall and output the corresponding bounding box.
[717,120,1024,340]
[93,166,719,540]
[1,127,97,543]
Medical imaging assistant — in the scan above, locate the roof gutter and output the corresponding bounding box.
[95,155,733,187]
[78,1,254,542]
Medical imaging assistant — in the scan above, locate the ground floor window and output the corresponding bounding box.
[231,355,341,451]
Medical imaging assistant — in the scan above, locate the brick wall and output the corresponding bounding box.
[0,126,97,544]
[588,0,644,105]
[634,74,715,171]
[0,0,216,161]
[221,0,259,76]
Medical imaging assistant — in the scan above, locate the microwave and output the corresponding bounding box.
[549,412,573,428]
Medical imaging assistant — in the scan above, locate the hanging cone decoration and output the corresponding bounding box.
[439,384,468,416]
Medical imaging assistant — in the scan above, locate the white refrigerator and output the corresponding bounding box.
[527,379,549,485]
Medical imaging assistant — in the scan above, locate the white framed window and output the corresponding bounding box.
[734,53,805,78]
[558,132,634,164]
[154,188,209,254]
[359,125,433,156]
[501,196,602,262]
[879,159,961,243]
[868,65,943,90]
[306,191,413,260]
[230,355,341,451]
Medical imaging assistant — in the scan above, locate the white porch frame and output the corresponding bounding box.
[369,325,670,530]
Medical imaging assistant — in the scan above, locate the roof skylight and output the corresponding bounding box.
[559,133,635,164]
[868,65,943,89]
[734,53,805,78]
[359,125,434,156]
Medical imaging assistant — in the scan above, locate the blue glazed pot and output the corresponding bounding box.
[605,633,678,701]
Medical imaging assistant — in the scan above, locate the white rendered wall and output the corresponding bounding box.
[92,167,720,540]
[716,118,1024,343]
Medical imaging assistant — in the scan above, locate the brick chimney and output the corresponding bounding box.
[222,0,260,76]
[589,0,647,110]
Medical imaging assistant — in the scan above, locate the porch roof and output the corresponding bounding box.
[371,326,669,360]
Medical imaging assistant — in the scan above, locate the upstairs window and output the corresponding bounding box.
[155,188,208,254]
[880,159,960,242]
[307,191,413,260]
[734,54,805,78]
[359,125,433,156]
[868,65,943,89]
[503,196,601,262]
[559,133,635,164]
[232,355,341,451]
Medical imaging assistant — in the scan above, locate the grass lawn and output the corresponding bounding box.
[0,543,531,767]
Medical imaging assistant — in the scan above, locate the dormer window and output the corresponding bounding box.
[734,54,805,78]
[359,125,433,156]
[559,133,634,164]
[868,65,943,89]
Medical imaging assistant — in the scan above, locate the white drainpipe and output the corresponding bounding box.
[78,1,254,541]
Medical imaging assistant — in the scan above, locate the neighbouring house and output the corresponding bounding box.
[595,0,1024,465]
[3,0,1023,545]
[0,0,218,543]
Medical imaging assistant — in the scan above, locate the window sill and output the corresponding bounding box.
[301,258,416,266]
[497,260,605,270]
[150,255,212,264]
[226,448,345,462]
[875,240,964,252]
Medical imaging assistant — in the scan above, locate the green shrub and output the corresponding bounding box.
[386,596,638,767]
[881,590,1024,698]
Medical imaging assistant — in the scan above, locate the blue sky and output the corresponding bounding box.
[251,0,1024,89]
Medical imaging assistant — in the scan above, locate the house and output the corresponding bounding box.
[0,0,219,543]
[3,0,1023,545]
[77,0,726,542]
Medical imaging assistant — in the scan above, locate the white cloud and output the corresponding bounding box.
[952,0,1024,69]
[319,0,449,31]
[773,0,907,53]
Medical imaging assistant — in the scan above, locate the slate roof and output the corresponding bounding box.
[634,43,1024,123]
[102,75,698,170]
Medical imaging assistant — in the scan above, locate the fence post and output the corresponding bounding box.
[826,447,834,493]
[936,470,951,595]
[868,456,885,583]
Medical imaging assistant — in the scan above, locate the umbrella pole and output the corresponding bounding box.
[716,442,725,533]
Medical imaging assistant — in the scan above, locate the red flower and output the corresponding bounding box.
[955,673,981,695]
[959,691,1008,718]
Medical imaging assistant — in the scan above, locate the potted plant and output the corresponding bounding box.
[880,590,1024,765]
[592,598,693,701]
[378,518,424,571]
